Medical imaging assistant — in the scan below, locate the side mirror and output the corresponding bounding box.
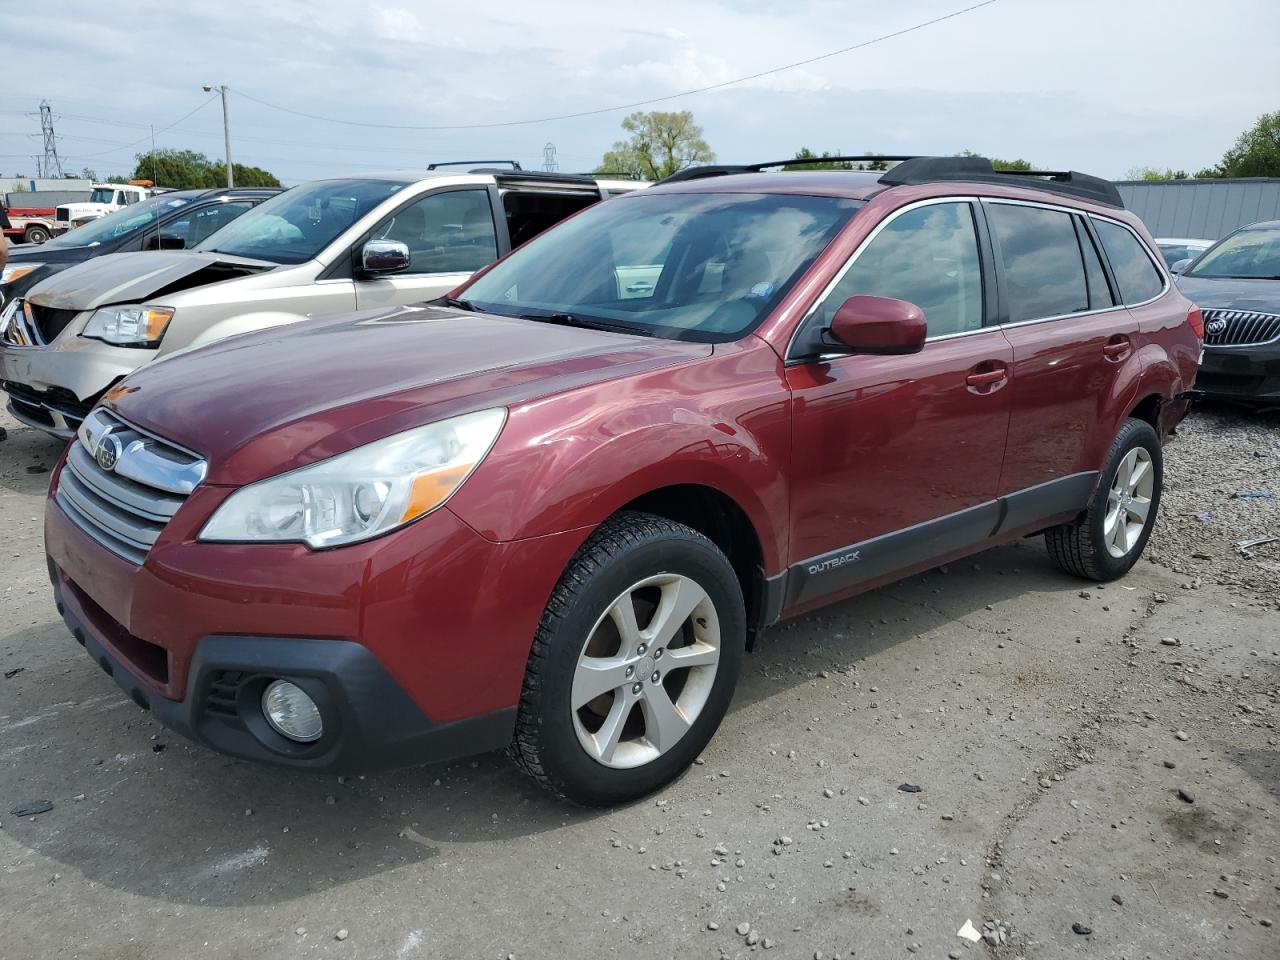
[824,295,927,355]
[1169,258,1191,275]
[361,239,411,275]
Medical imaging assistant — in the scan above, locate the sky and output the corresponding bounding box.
[2,0,1278,185]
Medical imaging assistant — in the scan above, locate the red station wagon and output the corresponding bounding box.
[44,155,1203,805]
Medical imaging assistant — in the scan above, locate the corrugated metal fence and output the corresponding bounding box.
[1116,178,1280,240]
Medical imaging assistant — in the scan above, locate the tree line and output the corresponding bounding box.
[595,109,1280,181]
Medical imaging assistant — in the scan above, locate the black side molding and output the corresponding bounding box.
[783,472,1099,610]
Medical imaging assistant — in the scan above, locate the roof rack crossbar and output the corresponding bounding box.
[657,155,920,185]
[427,160,523,171]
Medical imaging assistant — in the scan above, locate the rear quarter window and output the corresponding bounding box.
[1094,220,1165,304]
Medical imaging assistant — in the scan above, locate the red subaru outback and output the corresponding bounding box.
[44,156,1202,805]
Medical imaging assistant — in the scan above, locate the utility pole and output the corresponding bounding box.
[39,100,63,179]
[202,84,233,187]
[543,142,559,173]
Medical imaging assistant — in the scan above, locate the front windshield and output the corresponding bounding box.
[1186,225,1280,279]
[46,194,193,249]
[461,192,862,342]
[89,187,115,203]
[196,178,410,265]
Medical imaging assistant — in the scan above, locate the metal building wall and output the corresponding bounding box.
[1116,179,1280,240]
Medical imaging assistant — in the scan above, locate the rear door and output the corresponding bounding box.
[354,187,500,310]
[988,200,1138,514]
[784,198,1012,607]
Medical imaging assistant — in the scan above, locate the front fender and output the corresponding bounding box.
[446,340,792,574]
[177,311,310,352]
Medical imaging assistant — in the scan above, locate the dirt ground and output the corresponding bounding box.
[0,403,1276,960]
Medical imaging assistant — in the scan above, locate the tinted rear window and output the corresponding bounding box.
[987,203,1088,322]
[1094,220,1165,303]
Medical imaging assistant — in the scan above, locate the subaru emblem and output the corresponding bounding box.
[95,433,123,472]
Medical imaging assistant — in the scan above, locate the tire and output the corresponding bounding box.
[1045,418,1163,582]
[24,226,50,244]
[510,511,746,806]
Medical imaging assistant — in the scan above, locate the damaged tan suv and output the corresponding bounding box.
[0,167,644,437]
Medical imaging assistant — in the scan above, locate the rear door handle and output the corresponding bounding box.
[965,369,1006,387]
[1103,335,1132,359]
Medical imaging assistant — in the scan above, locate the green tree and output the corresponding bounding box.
[958,150,1033,171]
[1125,166,1189,181]
[784,148,854,170]
[1215,110,1280,177]
[596,111,715,180]
[130,149,280,189]
[205,161,282,188]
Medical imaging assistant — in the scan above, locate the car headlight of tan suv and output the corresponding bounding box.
[81,305,175,347]
[199,408,507,549]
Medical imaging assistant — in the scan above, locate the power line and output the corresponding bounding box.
[67,95,221,160]
[228,1,999,131]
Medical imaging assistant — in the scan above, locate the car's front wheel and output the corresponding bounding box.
[511,512,745,806]
[1045,417,1163,581]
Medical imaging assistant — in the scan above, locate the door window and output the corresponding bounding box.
[1093,219,1165,304]
[818,201,983,338]
[987,203,1088,322]
[183,201,254,247]
[373,189,497,274]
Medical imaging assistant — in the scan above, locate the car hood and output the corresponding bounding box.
[1175,274,1280,312]
[24,250,275,311]
[104,304,710,485]
[6,243,90,266]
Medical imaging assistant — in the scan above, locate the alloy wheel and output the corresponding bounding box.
[1104,446,1154,558]
[571,573,721,769]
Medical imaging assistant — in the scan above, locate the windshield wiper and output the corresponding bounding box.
[518,310,651,337]
[438,295,474,311]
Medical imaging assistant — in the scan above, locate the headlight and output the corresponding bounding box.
[81,305,174,347]
[1,263,43,285]
[199,408,507,548]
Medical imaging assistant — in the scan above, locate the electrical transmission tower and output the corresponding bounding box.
[543,142,559,173]
[39,101,63,178]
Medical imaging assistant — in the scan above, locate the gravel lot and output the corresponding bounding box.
[1,403,1276,960]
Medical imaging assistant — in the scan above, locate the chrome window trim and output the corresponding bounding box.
[787,194,1173,364]
[786,196,985,362]
[982,197,1170,311]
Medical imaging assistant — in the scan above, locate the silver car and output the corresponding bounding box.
[1,169,645,437]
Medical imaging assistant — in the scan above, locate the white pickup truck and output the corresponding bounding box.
[53,182,154,235]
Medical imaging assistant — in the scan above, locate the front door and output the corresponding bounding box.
[785,199,1011,607]
[354,188,499,310]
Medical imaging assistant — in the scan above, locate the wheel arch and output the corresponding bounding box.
[617,483,771,647]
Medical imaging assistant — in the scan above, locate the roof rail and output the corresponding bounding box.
[880,156,1123,208]
[427,160,523,171]
[658,155,919,185]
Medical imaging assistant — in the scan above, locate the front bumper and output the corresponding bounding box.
[1197,343,1280,402]
[4,379,93,438]
[1,335,143,436]
[53,570,515,772]
[44,461,587,772]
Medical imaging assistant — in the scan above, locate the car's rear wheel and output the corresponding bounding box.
[1045,417,1163,581]
[510,511,745,806]
[25,226,51,244]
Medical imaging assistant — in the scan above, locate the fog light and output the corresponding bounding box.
[262,680,323,742]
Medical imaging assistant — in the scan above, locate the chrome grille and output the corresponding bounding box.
[55,409,206,564]
[1203,308,1280,347]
